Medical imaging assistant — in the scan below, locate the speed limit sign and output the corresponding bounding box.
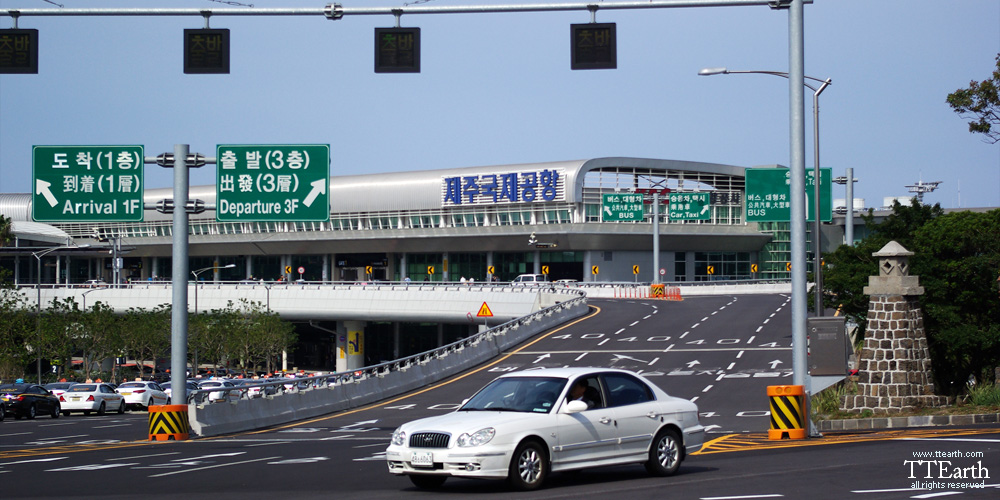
[297,266,305,275]
[659,268,666,276]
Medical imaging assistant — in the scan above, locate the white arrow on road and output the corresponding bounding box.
[533,353,551,364]
[302,178,327,208]
[686,360,701,368]
[338,420,379,429]
[768,360,783,369]
[36,179,58,207]
[613,354,649,364]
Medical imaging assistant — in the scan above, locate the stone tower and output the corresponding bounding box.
[841,241,949,414]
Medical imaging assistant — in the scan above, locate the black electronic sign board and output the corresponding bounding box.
[184,29,230,74]
[571,23,616,70]
[375,27,420,73]
[0,29,39,74]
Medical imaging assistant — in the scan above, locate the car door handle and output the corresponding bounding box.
[600,417,612,425]
[646,411,658,419]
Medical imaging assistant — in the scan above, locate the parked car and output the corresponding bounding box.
[162,381,204,404]
[0,383,61,420]
[43,382,77,398]
[197,379,240,403]
[59,383,125,416]
[385,367,704,491]
[115,381,168,410]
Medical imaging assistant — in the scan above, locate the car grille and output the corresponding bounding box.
[409,432,450,448]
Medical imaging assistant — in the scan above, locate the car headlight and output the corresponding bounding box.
[391,429,406,446]
[457,427,495,447]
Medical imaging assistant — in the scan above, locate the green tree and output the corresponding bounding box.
[121,305,170,380]
[947,53,1000,143]
[822,200,943,329]
[911,209,1000,392]
[0,288,32,380]
[823,202,1000,396]
[0,214,12,247]
[77,301,124,381]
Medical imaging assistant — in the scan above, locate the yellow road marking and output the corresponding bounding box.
[692,427,1000,456]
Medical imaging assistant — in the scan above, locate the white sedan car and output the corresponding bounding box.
[197,379,240,403]
[59,383,125,416]
[115,381,168,410]
[385,367,705,491]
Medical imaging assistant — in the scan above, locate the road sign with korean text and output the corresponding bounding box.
[32,145,144,222]
[745,167,832,222]
[667,192,710,220]
[601,193,644,222]
[216,144,330,222]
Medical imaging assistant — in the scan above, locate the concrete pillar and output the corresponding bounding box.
[583,251,593,283]
[533,250,541,275]
[322,254,330,282]
[246,255,253,280]
[392,322,401,359]
[442,252,449,281]
[399,253,408,281]
[486,252,494,282]
[336,320,366,372]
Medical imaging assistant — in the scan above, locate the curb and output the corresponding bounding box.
[818,413,1000,432]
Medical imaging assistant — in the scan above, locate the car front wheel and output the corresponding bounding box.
[508,440,548,491]
[27,404,37,420]
[645,428,682,477]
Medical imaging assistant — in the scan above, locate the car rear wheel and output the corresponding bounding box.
[97,402,106,416]
[508,440,548,491]
[408,475,447,489]
[645,428,682,477]
[117,401,126,414]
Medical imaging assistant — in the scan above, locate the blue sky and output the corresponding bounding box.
[1,0,998,210]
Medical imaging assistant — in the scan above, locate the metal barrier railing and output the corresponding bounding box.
[191,292,587,402]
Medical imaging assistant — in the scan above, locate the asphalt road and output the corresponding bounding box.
[3,295,998,499]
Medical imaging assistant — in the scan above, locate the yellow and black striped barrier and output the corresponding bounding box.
[148,404,190,441]
[650,284,665,298]
[767,385,806,440]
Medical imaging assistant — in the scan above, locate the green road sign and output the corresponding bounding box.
[668,192,710,220]
[32,145,144,222]
[601,193,644,222]
[745,167,832,222]
[216,144,330,222]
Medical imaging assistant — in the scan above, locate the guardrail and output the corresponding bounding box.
[187,293,590,437]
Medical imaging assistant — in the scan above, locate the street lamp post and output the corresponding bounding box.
[191,263,236,315]
[32,244,89,384]
[698,67,831,316]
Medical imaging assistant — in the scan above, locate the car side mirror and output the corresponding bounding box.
[562,400,589,414]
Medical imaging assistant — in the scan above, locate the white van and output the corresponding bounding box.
[511,274,549,285]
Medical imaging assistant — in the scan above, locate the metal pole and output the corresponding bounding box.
[788,0,808,394]
[652,191,660,284]
[170,144,190,404]
[811,79,830,316]
[36,254,42,384]
[845,167,854,246]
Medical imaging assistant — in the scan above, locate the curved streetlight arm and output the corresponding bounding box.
[191,263,236,279]
[699,67,831,92]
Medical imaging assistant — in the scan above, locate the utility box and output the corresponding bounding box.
[808,316,849,376]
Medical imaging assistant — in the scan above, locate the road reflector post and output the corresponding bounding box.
[148,404,190,441]
[651,283,665,298]
[767,385,806,440]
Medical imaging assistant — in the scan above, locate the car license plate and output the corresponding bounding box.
[121,392,132,396]
[71,397,81,401]
[411,451,434,467]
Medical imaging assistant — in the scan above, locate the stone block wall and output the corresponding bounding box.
[841,294,949,414]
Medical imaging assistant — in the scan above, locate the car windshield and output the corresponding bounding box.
[67,385,98,392]
[0,384,28,393]
[459,376,567,414]
[118,382,145,389]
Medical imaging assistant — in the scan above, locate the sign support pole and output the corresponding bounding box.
[652,191,660,284]
[170,144,190,404]
[788,0,811,430]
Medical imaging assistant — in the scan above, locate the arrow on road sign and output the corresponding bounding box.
[701,204,710,215]
[768,360,783,369]
[686,360,701,368]
[533,353,551,364]
[35,179,58,207]
[603,205,612,216]
[303,178,327,208]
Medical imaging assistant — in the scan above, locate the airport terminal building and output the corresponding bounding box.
[1,157,854,285]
